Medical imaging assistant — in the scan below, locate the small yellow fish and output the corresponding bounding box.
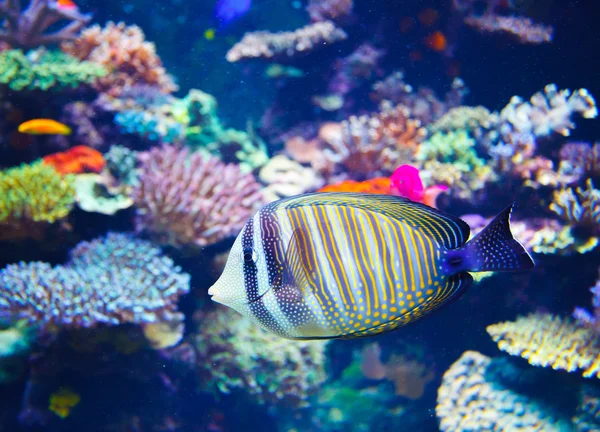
[204,28,216,40]
[18,119,72,135]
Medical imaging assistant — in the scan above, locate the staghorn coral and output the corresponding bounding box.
[226,20,347,62]
[0,48,106,91]
[193,307,327,408]
[307,0,353,22]
[316,102,426,181]
[133,144,265,249]
[0,232,190,331]
[550,178,600,240]
[0,0,90,48]
[0,161,74,240]
[465,14,554,44]
[436,350,570,431]
[61,22,178,96]
[486,313,600,379]
[500,84,597,137]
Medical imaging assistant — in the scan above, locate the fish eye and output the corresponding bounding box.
[242,247,256,263]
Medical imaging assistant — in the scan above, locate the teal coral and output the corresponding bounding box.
[0,49,107,91]
[193,307,327,408]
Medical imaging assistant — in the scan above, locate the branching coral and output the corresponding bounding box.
[550,179,600,245]
[558,142,600,181]
[0,232,190,331]
[193,307,327,408]
[574,272,600,334]
[0,0,90,48]
[307,0,353,22]
[465,14,553,44]
[0,161,74,239]
[316,102,426,180]
[133,144,265,249]
[0,48,106,91]
[226,20,347,62]
[61,21,178,96]
[500,84,597,137]
[436,351,570,431]
[486,313,600,379]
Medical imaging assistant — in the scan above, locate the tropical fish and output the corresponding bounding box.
[56,0,77,10]
[214,0,252,27]
[18,119,71,135]
[208,193,534,340]
[390,164,448,208]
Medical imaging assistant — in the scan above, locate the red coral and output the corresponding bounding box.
[61,22,177,96]
[43,145,105,175]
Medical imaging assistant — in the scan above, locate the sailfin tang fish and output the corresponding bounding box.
[208,193,534,340]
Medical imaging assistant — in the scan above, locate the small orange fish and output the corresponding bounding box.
[424,31,447,52]
[18,119,72,135]
[56,0,77,9]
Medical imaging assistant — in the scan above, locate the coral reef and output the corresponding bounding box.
[0,161,74,239]
[61,22,178,96]
[486,313,600,378]
[133,144,265,248]
[193,307,327,408]
[0,232,190,331]
[0,48,106,91]
[226,21,347,62]
[0,0,90,48]
[436,351,570,431]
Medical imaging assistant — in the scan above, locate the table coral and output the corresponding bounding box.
[61,21,178,96]
[486,313,600,379]
[0,48,106,91]
[436,350,569,431]
[193,307,327,408]
[0,0,90,48]
[133,144,265,249]
[0,161,74,239]
[0,232,190,331]
[226,20,347,62]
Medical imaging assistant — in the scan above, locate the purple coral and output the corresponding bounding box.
[574,274,600,333]
[0,0,91,48]
[0,232,190,331]
[133,144,265,248]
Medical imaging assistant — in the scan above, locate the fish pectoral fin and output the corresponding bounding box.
[280,227,317,300]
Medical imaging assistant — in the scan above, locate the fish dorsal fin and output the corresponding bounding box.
[279,227,317,300]
[280,193,470,249]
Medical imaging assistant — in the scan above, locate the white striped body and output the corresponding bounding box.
[208,193,471,339]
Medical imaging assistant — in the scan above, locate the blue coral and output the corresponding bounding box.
[114,109,184,144]
[0,233,190,331]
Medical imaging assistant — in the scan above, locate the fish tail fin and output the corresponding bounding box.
[446,203,534,273]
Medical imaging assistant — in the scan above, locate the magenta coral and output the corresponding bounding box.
[0,232,190,331]
[0,0,90,48]
[133,144,265,249]
[226,20,347,63]
[61,21,178,96]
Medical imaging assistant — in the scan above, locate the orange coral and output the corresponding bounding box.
[61,22,177,96]
[318,177,391,194]
[43,146,105,175]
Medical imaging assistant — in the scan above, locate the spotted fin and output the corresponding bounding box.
[280,192,470,249]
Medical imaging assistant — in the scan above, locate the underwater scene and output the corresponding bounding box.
[1,0,600,430]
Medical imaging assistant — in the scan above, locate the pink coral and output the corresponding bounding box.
[133,145,265,249]
[61,22,177,96]
[226,20,347,63]
[465,14,553,44]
